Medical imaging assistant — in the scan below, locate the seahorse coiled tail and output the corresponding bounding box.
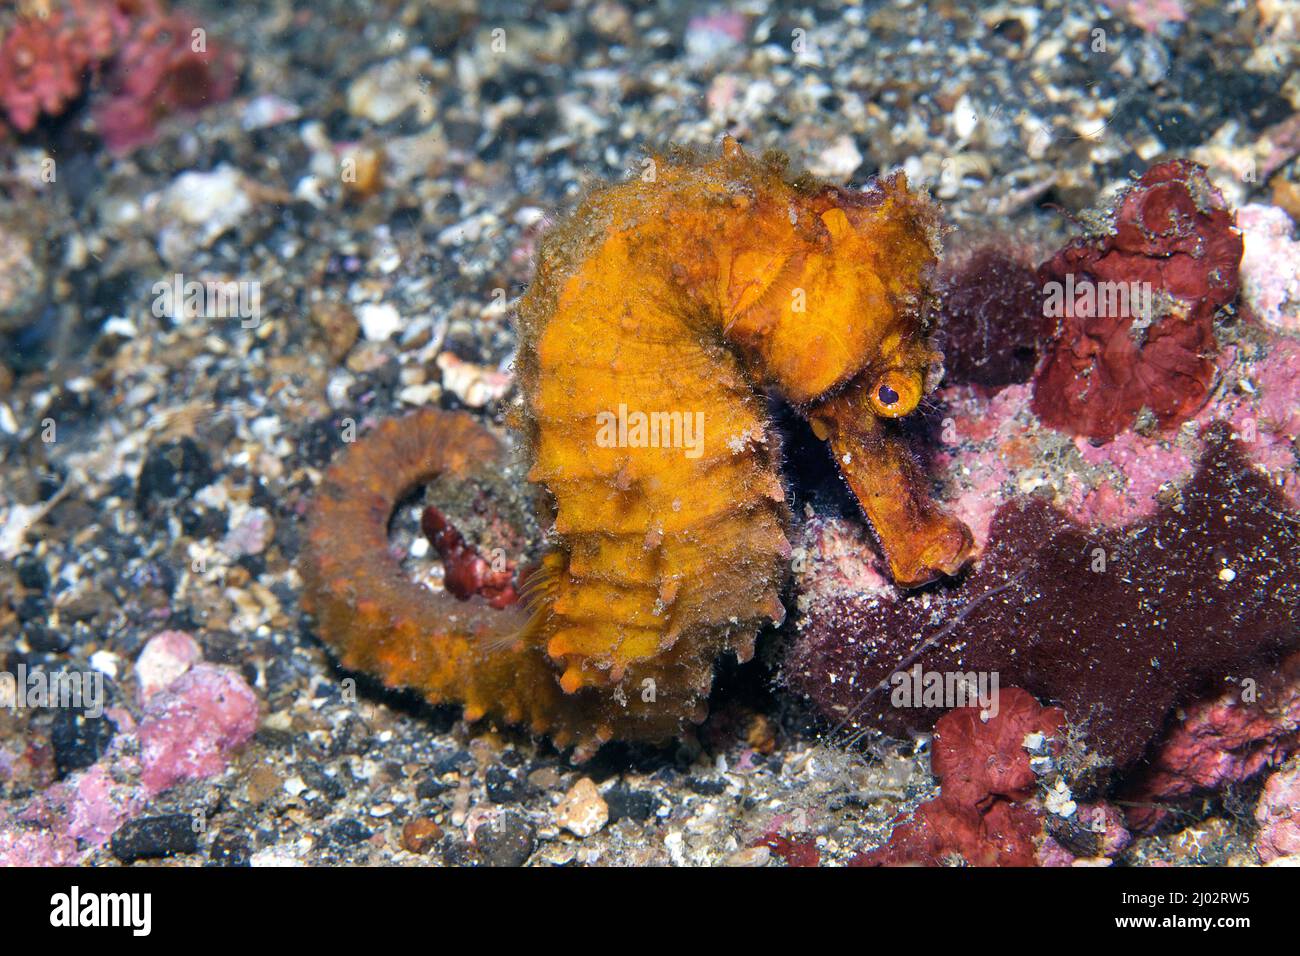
[300,137,973,756]
[300,410,678,754]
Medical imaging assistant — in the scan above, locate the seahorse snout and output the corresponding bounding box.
[892,513,975,587]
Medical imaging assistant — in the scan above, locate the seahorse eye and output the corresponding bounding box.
[869,370,922,418]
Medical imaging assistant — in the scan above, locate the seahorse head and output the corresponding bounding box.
[708,138,971,585]
[717,150,942,412]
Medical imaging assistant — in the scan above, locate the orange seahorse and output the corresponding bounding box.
[300,137,973,757]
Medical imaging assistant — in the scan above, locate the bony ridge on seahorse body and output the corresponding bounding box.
[300,136,974,758]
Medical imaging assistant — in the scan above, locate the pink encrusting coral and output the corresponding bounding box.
[0,753,145,866]
[926,318,1299,549]
[93,12,240,153]
[0,631,258,866]
[1189,336,1300,510]
[137,663,259,795]
[1237,204,1300,336]
[930,380,1197,547]
[0,0,238,151]
[793,514,894,604]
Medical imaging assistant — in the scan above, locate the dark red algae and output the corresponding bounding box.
[785,423,1300,770]
[934,245,1045,389]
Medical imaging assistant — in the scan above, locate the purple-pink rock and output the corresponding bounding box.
[2,736,144,866]
[138,663,259,796]
[1101,0,1188,33]
[1256,761,1300,863]
[0,632,258,865]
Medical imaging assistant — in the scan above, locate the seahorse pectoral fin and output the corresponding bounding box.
[808,386,973,588]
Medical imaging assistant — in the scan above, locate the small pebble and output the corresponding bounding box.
[401,819,443,854]
[347,50,437,125]
[554,777,609,838]
[50,707,117,778]
[356,302,403,342]
[473,812,536,867]
[326,819,373,846]
[110,814,199,863]
[135,630,203,703]
[604,784,658,822]
[436,352,512,408]
[723,846,772,867]
[485,764,532,804]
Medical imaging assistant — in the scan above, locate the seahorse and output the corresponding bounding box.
[300,137,973,757]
